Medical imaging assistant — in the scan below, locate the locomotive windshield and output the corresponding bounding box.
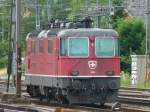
[96,37,118,57]
[68,37,89,57]
[60,36,119,57]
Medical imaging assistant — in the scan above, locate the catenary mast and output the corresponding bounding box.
[146,0,150,84]
[16,0,21,97]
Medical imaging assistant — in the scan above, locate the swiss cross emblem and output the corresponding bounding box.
[88,61,97,69]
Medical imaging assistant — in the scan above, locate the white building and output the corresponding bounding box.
[131,55,149,85]
[124,0,147,19]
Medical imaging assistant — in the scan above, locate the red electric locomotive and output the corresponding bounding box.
[25,25,120,105]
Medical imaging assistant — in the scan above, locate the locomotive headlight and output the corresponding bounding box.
[70,70,79,76]
[106,71,114,76]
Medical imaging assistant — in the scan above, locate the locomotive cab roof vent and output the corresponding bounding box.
[66,22,75,29]
[47,29,58,36]
[38,30,47,38]
[26,30,40,40]
[74,22,84,28]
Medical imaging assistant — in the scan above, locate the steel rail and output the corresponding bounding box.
[0,103,38,112]
[120,87,150,92]
[118,96,150,106]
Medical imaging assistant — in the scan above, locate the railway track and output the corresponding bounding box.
[0,103,39,112]
[118,88,150,112]
[117,96,150,106]
[119,88,150,106]
[121,87,150,92]
[0,98,150,112]
[34,88,150,112]
[0,100,114,112]
[1,91,150,112]
[0,80,150,112]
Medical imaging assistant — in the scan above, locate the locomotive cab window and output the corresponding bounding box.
[60,38,68,56]
[68,37,89,57]
[39,40,44,53]
[31,40,36,54]
[48,40,52,54]
[96,37,116,57]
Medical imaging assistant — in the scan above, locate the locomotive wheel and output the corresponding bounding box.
[55,89,69,104]
[56,96,63,104]
[27,85,34,97]
[27,85,40,97]
[44,87,51,102]
[62,96,69,105]
[56,95,69,105]
[100,102,105,107]
[99,89,107,106]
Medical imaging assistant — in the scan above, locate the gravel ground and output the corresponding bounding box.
[0,78,150,112]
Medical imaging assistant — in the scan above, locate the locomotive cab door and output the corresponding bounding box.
[46,37,59,76]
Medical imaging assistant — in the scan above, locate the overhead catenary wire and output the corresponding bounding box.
[16,0,123,35]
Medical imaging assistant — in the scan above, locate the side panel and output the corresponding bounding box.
[58,58,120,77]
[26,37,59,76]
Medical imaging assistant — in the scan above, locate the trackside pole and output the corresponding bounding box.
[7,0,17,92]
[16,0,21,97]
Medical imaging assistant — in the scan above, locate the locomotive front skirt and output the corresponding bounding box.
[25,28,120,104]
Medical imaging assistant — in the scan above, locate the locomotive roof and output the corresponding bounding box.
[26,28,119,40]
[58,28,119,38]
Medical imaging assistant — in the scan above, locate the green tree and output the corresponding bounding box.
[113,0,123,6]
[0,0,139,69]
[0,0,11,68]
[115,18,145,72]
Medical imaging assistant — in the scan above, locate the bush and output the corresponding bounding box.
[121,71,131,87]
[115,18,145,72]
[0,56,8,68]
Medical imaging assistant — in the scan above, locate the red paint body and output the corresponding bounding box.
[26,36,120,77]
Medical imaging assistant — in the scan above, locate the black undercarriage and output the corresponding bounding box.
[26,76,120,105]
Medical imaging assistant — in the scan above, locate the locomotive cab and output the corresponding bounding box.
[57,29,120,104]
